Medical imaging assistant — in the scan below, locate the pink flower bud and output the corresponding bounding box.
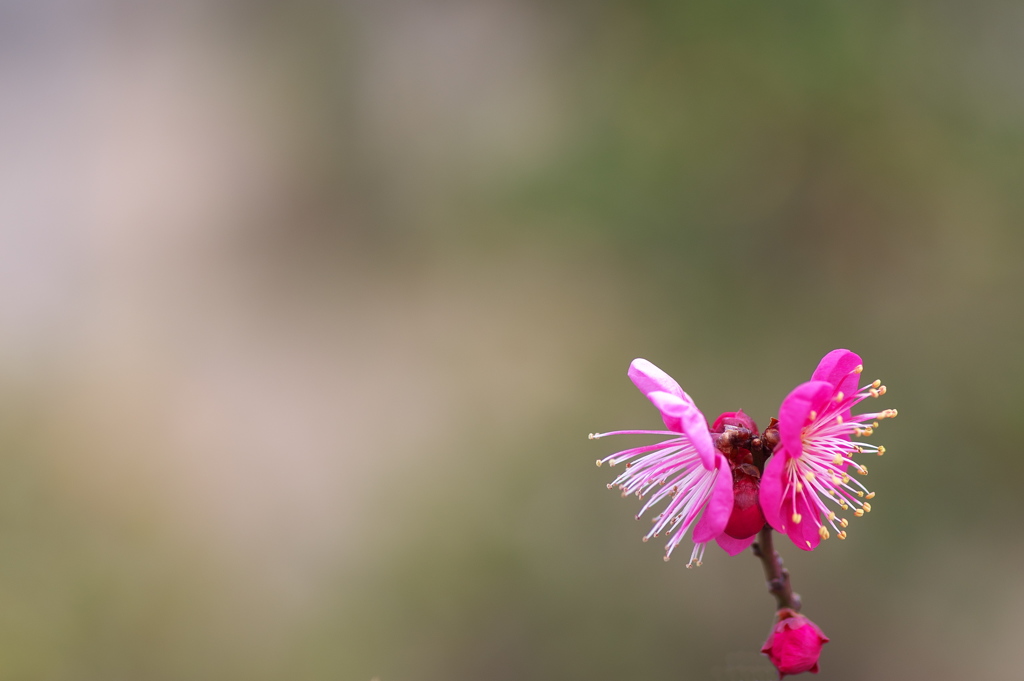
[761,609,829,678]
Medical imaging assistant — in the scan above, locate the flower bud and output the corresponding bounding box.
[760,609,829,678]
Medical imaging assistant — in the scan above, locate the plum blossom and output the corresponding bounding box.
[759,350,897,551]
[761,609,829,678]
[590,359,733,567]
[590,349,894,676]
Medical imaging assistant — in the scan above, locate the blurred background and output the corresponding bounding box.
[1,0,1022,679]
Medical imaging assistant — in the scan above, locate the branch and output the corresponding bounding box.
[751,524,801,612]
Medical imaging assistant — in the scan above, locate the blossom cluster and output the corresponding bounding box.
[590,349,895,677]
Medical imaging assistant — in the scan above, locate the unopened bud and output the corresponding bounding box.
[761,609,830,678]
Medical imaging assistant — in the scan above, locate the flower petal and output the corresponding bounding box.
[787,492,821,552]
[628,358,687,401]
[644,390,684,433]
[716,532,758,556]
[692,455,733,542]
[777,381,834,460]
[648,391,716,470]
[759,450,787,533]
[811,348,862,405]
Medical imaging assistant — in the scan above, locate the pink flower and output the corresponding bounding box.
[761,609,829,678]
[591,359,733,567]
[760,350,896,551]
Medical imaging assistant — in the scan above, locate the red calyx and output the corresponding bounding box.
[724,462,766,539]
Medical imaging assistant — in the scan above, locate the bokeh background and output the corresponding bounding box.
[2,1,1022,679]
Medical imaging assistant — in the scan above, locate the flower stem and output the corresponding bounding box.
[752,525,801,612]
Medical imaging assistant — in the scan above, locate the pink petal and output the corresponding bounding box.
[628,358,687,401]
[716,532,758,556]
[692,456,733,542]
[626,360,715,468]
[647,391,716,470]
[786,492,821,552]
[811,349,862,405]
[645,390,685,433]
[777,381,834,460]
[759,450,787,533]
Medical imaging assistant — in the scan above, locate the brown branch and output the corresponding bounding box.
[751,524,801,612]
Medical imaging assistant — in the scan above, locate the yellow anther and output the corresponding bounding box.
[827,511,837,521]
[840,503,849,510]
[833,455,845,465]
[865,492,876,499]
[588,433,596,440]
[859,466,869,475]
[804,470,816,481]
[877,446,886,456]
[871,379,881,389]
[854,509,865,517]
[873,421,880,428]
[835,391,844,402]
[642,537,649,543]
[862,502,872,513]
[856,491,864,497]
[809,410,817,421]
[870,388,879,398]
[796,481,804,493]
[596,460,603,467]
[831,475,842,485]
[854,365,864,374]
[819,526,830,540]
[839,517,849,528]
[836,415,844,424]
[878,385,887,395]
[842,475,851,483]
[837,530,847,540]
[806,540,812,548]
[792,513,803,524]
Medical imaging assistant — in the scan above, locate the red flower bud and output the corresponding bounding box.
[761,609,829,678]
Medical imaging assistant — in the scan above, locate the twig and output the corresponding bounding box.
[751,524,801,612]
